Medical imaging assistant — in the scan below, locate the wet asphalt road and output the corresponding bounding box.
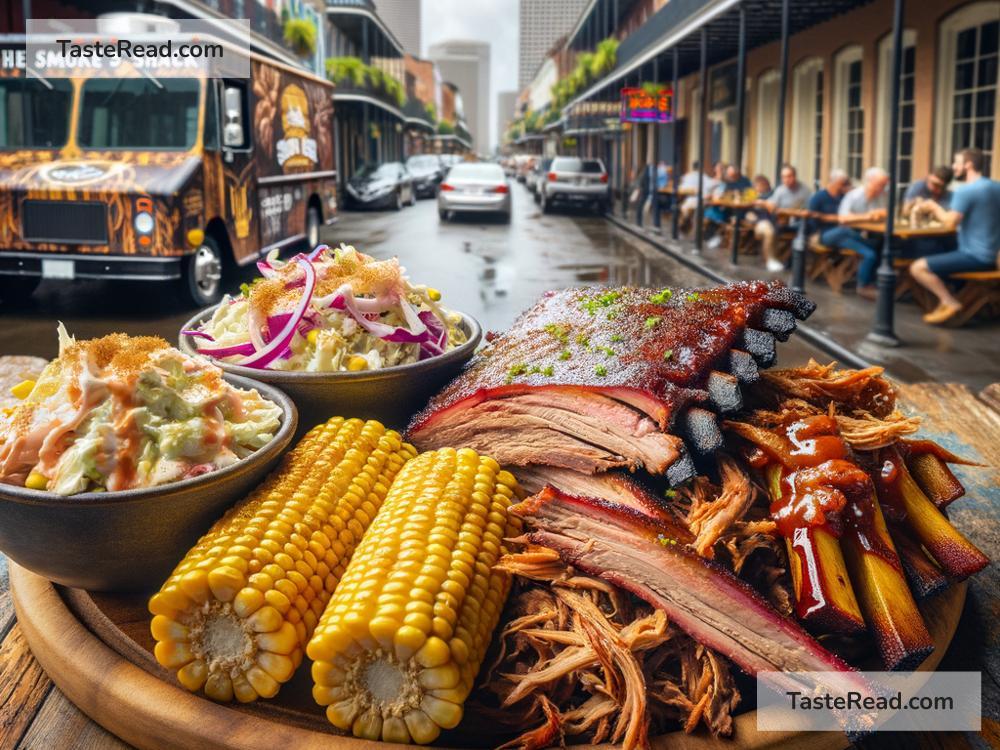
[0,183,823,365]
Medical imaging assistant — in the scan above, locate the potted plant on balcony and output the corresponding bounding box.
[284,18,317,61]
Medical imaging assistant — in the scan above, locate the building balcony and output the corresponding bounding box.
[328,57,408,116]
[403,99,436,131]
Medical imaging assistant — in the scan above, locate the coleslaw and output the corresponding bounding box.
[185,244,466,372]
[0,326,282,496]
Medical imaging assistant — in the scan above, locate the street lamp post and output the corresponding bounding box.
[671,46,681,241]
[730,3,747,265]
[868,0,906,347]
[652,59,663,232]
[791,215,808,294]
[695,27,708,255]
[774,0,790,186]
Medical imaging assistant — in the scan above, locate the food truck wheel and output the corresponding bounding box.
[306,206,322,249]
[0,276,40,306]
[180,239,224,307]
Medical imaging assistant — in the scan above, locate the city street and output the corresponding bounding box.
[0,184,827,365]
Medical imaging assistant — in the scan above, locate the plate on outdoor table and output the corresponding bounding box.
[9,563,965,750]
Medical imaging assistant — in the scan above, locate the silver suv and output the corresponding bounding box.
[539,157,609,214]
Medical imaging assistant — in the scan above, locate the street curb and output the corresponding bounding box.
[605,213,876,371]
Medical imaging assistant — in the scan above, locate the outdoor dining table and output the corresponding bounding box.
[657,185,696,196]
[851,219,958,240]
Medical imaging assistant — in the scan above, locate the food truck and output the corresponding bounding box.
[0,30,337,306]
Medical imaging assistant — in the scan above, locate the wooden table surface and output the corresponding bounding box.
[851,220,957,239]
[0,382,997,750]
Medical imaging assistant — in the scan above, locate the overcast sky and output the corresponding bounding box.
[422,0,519,150]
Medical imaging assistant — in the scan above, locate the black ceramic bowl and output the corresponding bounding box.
[178,305,481,433]
[0,375,297,592]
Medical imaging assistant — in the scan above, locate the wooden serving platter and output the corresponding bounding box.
[10,562,966,750]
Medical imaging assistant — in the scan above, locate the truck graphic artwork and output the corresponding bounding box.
[0,35,337,307]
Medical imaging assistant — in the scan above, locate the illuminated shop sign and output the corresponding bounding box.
[620,87,673,123]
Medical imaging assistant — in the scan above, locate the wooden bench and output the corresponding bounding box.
[807,242,859,294]
[946,270,1000,326]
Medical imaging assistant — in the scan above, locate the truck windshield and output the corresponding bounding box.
[78,78,201,150]
[0,78,73,150]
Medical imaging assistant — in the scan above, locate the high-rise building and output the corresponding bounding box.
[496,90,518,145]
[518,0,588,89]
[429,40,490,154]
[373,0,421,56]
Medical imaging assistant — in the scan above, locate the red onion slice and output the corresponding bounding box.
[196,341,257,358]
[240,258,317,369]
[181,329,214,341]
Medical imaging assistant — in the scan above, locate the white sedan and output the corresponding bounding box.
[437,163,512,222]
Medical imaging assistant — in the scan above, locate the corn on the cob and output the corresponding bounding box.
[308,448,521,745]
[148,417,416,703]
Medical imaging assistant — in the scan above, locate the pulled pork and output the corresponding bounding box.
[481,548,740,750]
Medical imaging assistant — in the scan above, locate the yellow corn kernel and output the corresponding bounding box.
[149,417,417,704]
[307,448,522,744]
[426,288,441,302]
[307,329,319,346]
[347,355,368,372]
[25,470,48,491]
[10,380,34,400]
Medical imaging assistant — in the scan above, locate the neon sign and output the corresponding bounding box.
[620,87,673,123]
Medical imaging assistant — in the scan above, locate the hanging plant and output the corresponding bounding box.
[325,56,366,87]
[283,18,317,58]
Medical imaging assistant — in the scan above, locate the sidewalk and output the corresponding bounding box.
[609,210,1000,391]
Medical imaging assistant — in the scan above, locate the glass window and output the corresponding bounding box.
[936,5,1000,173]
[950,18,999,173]
[78,78,200,150]
[845,59,864,180]
[0,78,72,150]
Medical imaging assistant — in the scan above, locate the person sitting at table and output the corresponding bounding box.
[821,166,888,300]
[910,148,1000,325]
[751,174,772,200]
[678,161,719,232]
[807,169,851,235]
[656,161,673,214]
[706,164,752,249]
[902,165,958,257]
[903,165,954,216]
[754,164,812,272]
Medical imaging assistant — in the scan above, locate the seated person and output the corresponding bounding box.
[656,160,673,212]
[903,165,954,216]
[821,166,888,299]
[706,164,752,249]
[910,148,1000,324]
[902,166,958,258]
[753,164,811,272]
[751,174,772,201]
[678,162,720,230]
[807,169,850,236]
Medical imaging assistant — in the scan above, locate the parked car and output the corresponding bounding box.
[405,154,445,198]
[438,162,511,222]
[526,158,554,202]
[345,162,415,210]
[539,157,610,214]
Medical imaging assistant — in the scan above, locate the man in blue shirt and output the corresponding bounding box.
[910,148,1000,324]
[901,166,957,258]
[807,169,850,235]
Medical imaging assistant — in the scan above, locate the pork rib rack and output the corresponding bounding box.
[408,281,814,484]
